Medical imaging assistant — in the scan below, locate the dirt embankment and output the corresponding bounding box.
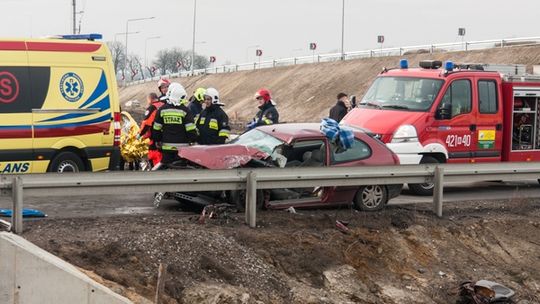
[120,45,540,124]
[22,199,540,304]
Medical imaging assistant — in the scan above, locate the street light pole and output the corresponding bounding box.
[124,17,155,83]
[341,0,345,60]
[114,31,139,43]
[190,0,197,75]
[145,36,161,67]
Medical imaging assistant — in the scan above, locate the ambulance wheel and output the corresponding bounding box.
[49,152,84,173]
[408,156,439,196]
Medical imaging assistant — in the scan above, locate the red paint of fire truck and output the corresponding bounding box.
[342,60,540,195]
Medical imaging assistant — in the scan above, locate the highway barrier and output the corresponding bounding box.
[2,162,540,234]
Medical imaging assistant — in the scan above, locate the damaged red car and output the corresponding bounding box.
[167,123,402,211]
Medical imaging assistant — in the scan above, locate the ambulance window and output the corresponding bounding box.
[440,79,471,118]
[0,67,31,113]
[478,80,498,114]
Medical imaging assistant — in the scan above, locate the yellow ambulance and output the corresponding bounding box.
[0,34,121,174]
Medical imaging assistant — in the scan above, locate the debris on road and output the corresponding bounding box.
[458,280,515,304]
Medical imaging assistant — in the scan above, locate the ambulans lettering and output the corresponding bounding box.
[60,72,84,102]
[445,134,471,147]
[0,71,19,104]
[0,162,30,173]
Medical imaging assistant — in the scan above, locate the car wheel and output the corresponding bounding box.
[230,190,265,211]
[353,185,388,211]
[48,152,84,173]
[408,156,439,196]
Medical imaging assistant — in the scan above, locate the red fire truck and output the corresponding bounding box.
[342,60,540,195]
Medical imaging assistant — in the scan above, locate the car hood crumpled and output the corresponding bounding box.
[177,144,270,169]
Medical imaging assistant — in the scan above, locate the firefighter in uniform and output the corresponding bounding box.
[138,92,165,167]
[157,78,170,100]
[151,82,198,165]
[187,87,206,121]
[247,88,279,130]
[196,88,230,145]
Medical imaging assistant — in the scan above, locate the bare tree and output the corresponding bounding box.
[127,54,143,81]
[154,47,210,74]
[106,41,125,74]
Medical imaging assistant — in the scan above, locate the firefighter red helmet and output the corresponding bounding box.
[254,88,271,102]
[157,78,170,89]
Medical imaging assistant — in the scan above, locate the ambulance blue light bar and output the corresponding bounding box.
[399,59,408,69]
[445,61,454,71]
[58,34,103,41]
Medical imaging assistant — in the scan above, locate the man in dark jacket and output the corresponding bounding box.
[247,88,279,130]
[329,92,350,123]
[152,82,198,165]
[196,88,230,145]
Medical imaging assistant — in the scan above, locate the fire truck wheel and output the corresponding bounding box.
[48,152,84,173]
[408,156,439,196]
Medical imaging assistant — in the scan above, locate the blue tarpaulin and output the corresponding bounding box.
[0,209,47,218]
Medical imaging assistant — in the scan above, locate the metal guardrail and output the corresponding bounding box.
[1,162,540,234]
[126,36,540,86]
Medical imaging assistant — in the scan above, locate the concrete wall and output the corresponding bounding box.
[0,232,132,304]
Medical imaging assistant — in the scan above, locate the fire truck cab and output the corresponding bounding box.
[342,60,540,194]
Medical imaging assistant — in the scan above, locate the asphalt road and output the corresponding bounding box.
[1,180,539,219]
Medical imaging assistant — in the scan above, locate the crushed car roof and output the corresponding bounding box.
[257,123,366,143]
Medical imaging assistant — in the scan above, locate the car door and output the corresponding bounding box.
[327,137,374,203]
[432,78,474,163]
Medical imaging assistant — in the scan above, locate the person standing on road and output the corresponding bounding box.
[196,88,230,145]
[138,92,165,167]
[151,82,198,165]
[187,87,206,121]
[157,78,170,100]
[247,88,279,130]
[329,92,350,123]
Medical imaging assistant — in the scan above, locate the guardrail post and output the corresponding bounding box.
[12,176,23,234]
[253,63,257,70]
[399,48,403,56]
[430,45,434,54]
[317,55,320,63]
[465,42,468,51]
[501,39,505,48]
[433,167,444,218]
[245,171,257,228]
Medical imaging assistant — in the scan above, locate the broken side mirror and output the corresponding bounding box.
[436,103,452,120]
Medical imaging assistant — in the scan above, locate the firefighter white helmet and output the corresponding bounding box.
[165,82,187,106]
[204,87,224,106]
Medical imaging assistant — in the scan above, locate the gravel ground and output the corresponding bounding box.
[16,199,540,303]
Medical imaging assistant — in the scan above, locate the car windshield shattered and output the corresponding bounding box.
[360,77,443,111]
[230,129,284,155]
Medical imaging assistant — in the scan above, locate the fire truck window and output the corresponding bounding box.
[440,79,471,118]
[478,80,498,114]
